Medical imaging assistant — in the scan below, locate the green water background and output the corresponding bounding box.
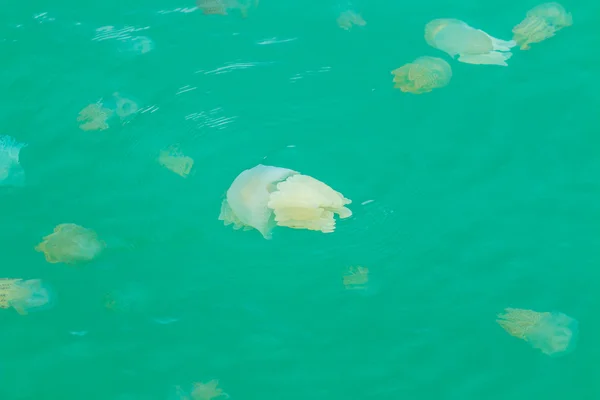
[1,0,599,398]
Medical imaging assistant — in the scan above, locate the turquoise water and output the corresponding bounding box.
[1,0,600,398]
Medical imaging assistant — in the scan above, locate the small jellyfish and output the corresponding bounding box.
[219,164,352,239]
[391,56,452,94]
[0,135,27,187]
[512,3,572,50]
[78,93,139,131]
[77,102,114,131]
[158,146,194,178]
[173,380,228,400]
[337,10,366,31]
[125,36,155,54]
[343,266,368,289]
[497,307,578,356]
[197,0,258,18]
[425,19,517,66]
[35,223,105,265]
[0,278,53,315]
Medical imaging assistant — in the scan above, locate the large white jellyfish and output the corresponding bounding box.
[497,308,579,356]
[219,164,352,239]
[425,19,517,66]
[512,3,572,50]
[0,278,53,315]
[0,135,27,187]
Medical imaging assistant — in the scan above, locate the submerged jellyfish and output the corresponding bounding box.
[0,135,27,187]
[343,266,369,289]
[77,93,139,131]
[497,308,578,356]
[35,223,105,265]
[196,0,258,17]
[391,56,452,94]
[0,279,53,315]
[173,380,228,400]
[158,146,194,178]
[219,164,352,239]
[512,3,572,50]
[425,19,517,66]
[337,10,366,31]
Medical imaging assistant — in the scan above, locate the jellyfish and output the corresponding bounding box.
[512,3,572,50]
[0,279,53,315]
[343,266,369,289]
[197,0,259,17]
[391,56,452,94]
[172,380,228,400]
[425,19,516,66]
[35,223,105,265]
[337,10,366,31]
[219,164,352,239]
[158,146,194,178]
[77,93,139,131]
[497,308,578,356]
[0,135,27,187]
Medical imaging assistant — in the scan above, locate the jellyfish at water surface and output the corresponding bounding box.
[391,56,452,94]
[35,223,105,265]
[196,0,259,17]
[512,3,572,50]
[219,164,352,239]
[425,19,516,66]
[497,307,578,356]
[158,146,194,178]
[0,279,54,315]
[0,135,27,187]
[336,10,366,31]
[77,93,139,131]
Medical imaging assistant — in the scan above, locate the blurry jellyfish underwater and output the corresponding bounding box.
[77,93,139,131]
[0,135,27,187]
[196,0,259,17]
[173,380,229,400]
[343,266,368,289]
[118,35,155,55]
[512,2,572,50]
[497,307,579,356]
[158,146,194,178]
[425,19,516,66]
[218,164,352,239]
[336,10,366,31]
[0,278,53,315]
[35,223,105,265]
[391,56,452,94]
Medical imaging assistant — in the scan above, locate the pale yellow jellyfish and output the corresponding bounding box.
[391,56,452,94]
[425,19,516,66]
[0,278,53,315]
[35,223,105,265]
[197,0,259,18]
[173,380,228,400]
[336,10,366,31]
[77,102,113,131]
[343,266,369,289]
[512,3,572,50]
[158,146,194,178]
[219,164,352,239]
[497,308,579,356]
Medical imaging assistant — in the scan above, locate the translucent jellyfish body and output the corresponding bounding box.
[158,146,194,178]
[343,266,369,289]
[391,56,452,94]
[337,10,366,31]
[0,135,27,187]
[497,308,578,356]
[196,0,258,17]
[77,92,139,131]
[425,19,517,66]
[173,380,228,400]
[35,223,105,265]
[512,3,572,50]
[219,164,352,239]
[0,278,53,315]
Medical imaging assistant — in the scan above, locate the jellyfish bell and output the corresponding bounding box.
[513,2,572,50]
[219,164,352,239]
[527,2,572,28]
[0,279,54,315]
[391,56,452,94]
[425,18,516,66]
[35,223,105,265]
[0,135,27,187]
[497,307,578,356]
[197,0,258,17]
[337,10,366,31]
[158,146,194,178]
